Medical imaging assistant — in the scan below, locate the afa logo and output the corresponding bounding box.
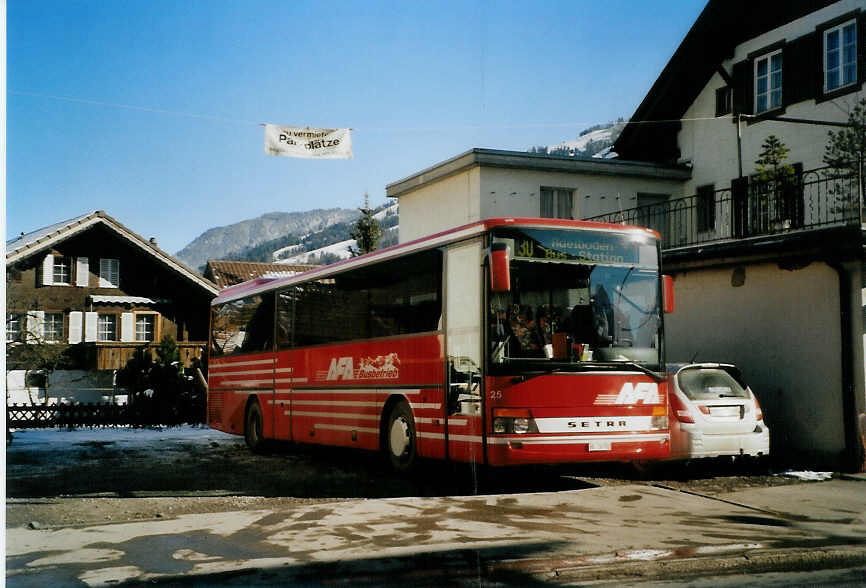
[326,357,354,380]
[594,382,661,405]
[325,353,401,381]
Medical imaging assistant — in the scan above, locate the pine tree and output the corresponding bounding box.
[823,98,866,174]
[349,193,383,256]
[820,99,866,215]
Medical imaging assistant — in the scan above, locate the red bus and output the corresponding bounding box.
[207,218,673,471]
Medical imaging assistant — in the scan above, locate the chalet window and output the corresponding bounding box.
[540,188,574,219]
[43,313,65,342]
[824,19,857,92]
[696,184,716,233]
[99,258,120,288]
[52,256,71,284]
[715,87,732,117]
[135,314,156,342]
[754,50,783,113]
[97,314,118,342]
[6,313,22,343]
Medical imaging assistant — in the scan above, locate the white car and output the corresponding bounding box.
[667,363,770,461]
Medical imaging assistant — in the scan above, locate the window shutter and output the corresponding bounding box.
[41,255,54,286]
[84,312,98,342]
[75,257,90,287]
[731,60,753,115]
[783,33,818,106]
[68,311,83,344]
[121,312,135,342]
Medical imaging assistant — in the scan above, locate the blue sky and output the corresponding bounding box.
[7,1,705,254]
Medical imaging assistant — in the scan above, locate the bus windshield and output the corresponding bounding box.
[488,227,662,373]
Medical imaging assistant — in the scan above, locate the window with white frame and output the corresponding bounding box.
[52,256,72,284]
[754,50,782,113]
[100,258,120,288]
[135,314,156,342]
[6,313,22,343]
[97,314,118,342]
[540,188,574,219]
[825,19,857,92]
[43,313,65,342]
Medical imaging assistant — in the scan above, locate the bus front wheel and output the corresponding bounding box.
[385,401,417,472]
[245,400,265,453]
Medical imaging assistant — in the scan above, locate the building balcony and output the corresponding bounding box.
[585,167,864,257]
[89,341,207,371]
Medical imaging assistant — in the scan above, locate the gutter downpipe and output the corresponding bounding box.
[827,257,865,473]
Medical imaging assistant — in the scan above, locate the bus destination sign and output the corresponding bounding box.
[503,229,656,267]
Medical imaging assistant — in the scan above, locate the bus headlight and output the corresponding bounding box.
[492,409,538,434]
[513,418,530,434]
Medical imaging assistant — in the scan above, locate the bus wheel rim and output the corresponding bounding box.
[389,418,410,457]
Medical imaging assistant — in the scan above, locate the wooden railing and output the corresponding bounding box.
[586,167,863,251]
[92,341,206,370]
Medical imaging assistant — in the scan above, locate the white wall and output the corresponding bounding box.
[397,164,686,242]
[665,261,845,458]
[398,167,481,242]
[479,167,685,220]
[679,0,865,195]
[6,370,125,405]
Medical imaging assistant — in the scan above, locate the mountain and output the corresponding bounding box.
[275,202,399,265]
[175,208,359,270]
[528,120,626,159]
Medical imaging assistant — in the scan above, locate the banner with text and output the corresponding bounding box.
[264,124,353,159]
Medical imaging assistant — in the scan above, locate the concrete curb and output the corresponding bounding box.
[105,544,866,586]
[520,546,866,584]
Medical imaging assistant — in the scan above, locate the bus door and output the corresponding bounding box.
[444,239,485,464]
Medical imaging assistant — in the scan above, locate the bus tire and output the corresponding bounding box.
[245,400,265,453]
[385,401,417,472]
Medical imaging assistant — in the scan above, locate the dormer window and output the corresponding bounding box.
[824,19,857,92]
[100,258,120,288]
[754,50,782,114]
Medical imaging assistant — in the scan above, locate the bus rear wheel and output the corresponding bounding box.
[245,400,265,453]
[385,401,417,472]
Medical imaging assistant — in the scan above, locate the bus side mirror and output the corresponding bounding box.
[489,243,511,292]
[663,275,675,313]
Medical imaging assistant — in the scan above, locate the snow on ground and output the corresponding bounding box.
[277,238,355,264]
[549,127,613,155]
[7,425,239,458]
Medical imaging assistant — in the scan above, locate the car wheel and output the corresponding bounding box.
[245,400,265,453]
[385,401,417,472]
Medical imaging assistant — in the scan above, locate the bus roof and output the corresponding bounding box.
[213,217,660,305]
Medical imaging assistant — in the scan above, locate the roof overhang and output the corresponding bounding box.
[386,148,691,198]
[6,211,219,296]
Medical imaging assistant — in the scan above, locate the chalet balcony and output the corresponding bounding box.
[88,341,207,371]
[585,167,864,253]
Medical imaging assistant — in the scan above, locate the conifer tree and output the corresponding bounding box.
[349,193,382,256]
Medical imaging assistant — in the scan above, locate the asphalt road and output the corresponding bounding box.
[8,427,863,586]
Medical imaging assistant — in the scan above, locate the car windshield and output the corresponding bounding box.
[488,228,662,373]
[677,368,748,400]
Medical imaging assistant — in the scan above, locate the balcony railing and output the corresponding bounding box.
[586,167,864,251]
[91,341,207,370]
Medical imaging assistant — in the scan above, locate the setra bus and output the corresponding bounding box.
[207,217,674,471]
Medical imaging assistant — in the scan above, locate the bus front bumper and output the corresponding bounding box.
[486,433,670,466]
